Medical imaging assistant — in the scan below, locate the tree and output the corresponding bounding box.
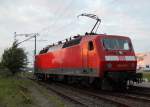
[0,62,1,67]
[1,41,28,75]
[0,62,4,69]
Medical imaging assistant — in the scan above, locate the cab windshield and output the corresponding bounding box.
[102,38,130,50]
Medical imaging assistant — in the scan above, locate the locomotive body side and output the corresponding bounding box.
[35,36,100,77]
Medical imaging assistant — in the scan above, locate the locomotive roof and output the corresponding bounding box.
[39,34,130,54]
[39,35,83,54]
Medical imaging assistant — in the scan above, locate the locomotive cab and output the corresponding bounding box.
[102,36,136,71]
[97,35,142,89]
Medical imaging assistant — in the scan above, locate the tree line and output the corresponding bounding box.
[0,41,28,75]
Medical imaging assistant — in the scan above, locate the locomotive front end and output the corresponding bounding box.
[100,35,142,89]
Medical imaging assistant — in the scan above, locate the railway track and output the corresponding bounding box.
[29,78,129,107]
[29,78,88,106]
[129,91,150,98]
[123,86,150,103]
[129,85,150,93]
[104,91,150,104]
[39,82,89,107]
[29,78,150,107]
[56,83,150,107]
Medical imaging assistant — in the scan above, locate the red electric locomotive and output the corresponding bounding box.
[34,14,142,90]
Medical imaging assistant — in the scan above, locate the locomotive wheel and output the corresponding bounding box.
[35,74,40,80]
[101,78,113,90]
[47,75,53,83]
[92,78,102,89]
[116,81,127,91]
[36,74,45,81]
[63,75,68,84]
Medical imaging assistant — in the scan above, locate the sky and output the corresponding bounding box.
[0,0,150,65]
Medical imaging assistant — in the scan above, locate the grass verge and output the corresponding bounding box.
[0,71,66,107]
[142,71,150,81]
[0,75,33,107]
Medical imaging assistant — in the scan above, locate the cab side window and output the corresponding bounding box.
[88,41,94,51]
